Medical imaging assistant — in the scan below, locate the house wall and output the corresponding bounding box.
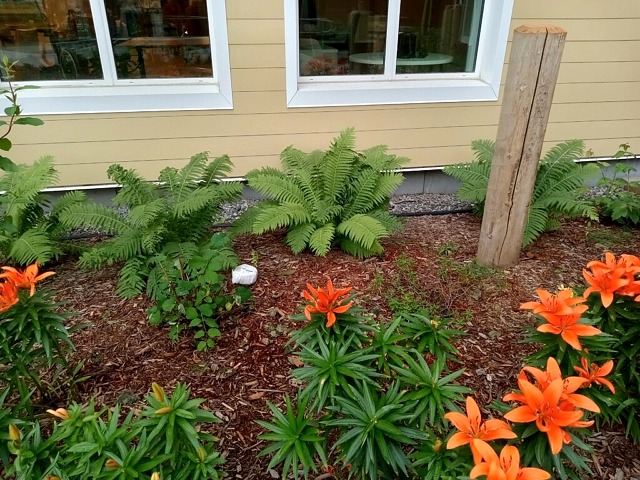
[7,0,640,188]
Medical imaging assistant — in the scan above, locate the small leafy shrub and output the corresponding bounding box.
[580,252,640,440]
[59,153,243,297]
[257,395,327,480]
[443,139,599,246]
[146,233,252,350]
[6,383,224,479]
[260,279,470,480]
[234,128,406,257]
[593,143,640,226]
[0,262,78,414]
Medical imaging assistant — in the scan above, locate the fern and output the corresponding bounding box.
[308,223,335,256]
[443,138,599,247]
[9,228,55,265]
[60,152,243,297]
[234,129,407,257]
[0,157,80,265]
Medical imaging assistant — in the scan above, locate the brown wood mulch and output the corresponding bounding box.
[43,213,640,479]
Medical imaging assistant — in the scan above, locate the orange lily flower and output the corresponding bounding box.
[504,378,592,454]
[303,279,353,327]
[582,252,633,307]
[520,358,600,413]
[535,309,601,351]
[520,288,587,319]
[445,396,516,463]
[0,281,19,313]
[0,262,55,297]
[574,357,615,394]
[470,442,551,480]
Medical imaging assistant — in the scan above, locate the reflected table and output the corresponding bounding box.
[349,52,453,70]
[114,36,210,78]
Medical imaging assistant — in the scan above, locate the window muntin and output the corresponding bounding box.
[0,0,231,114]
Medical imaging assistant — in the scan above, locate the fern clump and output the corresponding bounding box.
[0,156,86,265]
[233,128,407,257]
[59,152,243,297]
[443,139,599,246]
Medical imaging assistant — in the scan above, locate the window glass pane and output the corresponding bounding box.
[106,0,212,79]
[299,0,389,77]
[396,0,484,74]
[0,0,102,81]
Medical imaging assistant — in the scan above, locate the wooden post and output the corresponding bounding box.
[476,25,567,268]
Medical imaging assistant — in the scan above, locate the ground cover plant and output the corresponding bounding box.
[1,211,637,479]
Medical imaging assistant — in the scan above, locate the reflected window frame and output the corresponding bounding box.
[285,0,514,107]
[1,0,232,114]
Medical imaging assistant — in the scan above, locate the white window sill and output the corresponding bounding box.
[287,77,499,108]
[15,82,233,115]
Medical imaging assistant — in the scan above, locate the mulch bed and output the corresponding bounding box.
[45,213,640,479]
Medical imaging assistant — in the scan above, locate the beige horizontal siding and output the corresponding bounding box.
[6,0,640,187]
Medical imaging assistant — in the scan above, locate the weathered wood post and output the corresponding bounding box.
[476,25,567,268]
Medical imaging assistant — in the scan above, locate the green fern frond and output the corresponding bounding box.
[116,257,147,298]
[443,161,491,204]
[342,169,382,218]
[338,237,383,258]
[312,200,342,224]
[361,145,409,171]
[127,199,165,228]
[285,223,317,254]
[209,181,243,205]
[161,152,208,203]
[231,204,270,235]
[141,230,165,255]
[336,214,388,251]
[8,228,55,265]
[281,146,319,174]
[78,245,114,268]
[48,191,86,220]
[321,128,356,201]
[541,139,584,164]
[108,235,145,262]
[524,207,549,247]
[0,156,57,221]
[108,164,157,207]
[201,154,234,186]
[537,195,598,221]
[247,168,309,206]
[367,209,403,233]
[544,218,562,232]
[369,173,405,207]
[172,188,220,218]
[308,223,335,256]
[470,139,495,163]
[162,241,199,260]
[59,203,131,235]
[290,168,320,208]
[252,204,312,233]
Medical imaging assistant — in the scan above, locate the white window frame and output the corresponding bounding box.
[7,0,232,115]
[285,0,514,107]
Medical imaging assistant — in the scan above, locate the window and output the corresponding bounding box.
[0,0,232,114]
[286,0,514,107]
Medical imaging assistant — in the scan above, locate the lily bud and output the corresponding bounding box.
[151,473,161,480]
[46,476,62,480]
[8,424,20,442]
[197,447,206,462]
[434,439,443,452]
[155,406,174,415]
[105,459,120,469]
[151,382,165,402]
[46,408,70,420]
